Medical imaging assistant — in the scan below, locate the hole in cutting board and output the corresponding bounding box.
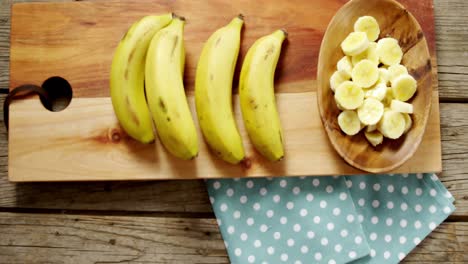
[40,76,73,112]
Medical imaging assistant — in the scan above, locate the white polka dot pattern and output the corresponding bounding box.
[206,176,369,264]
[206,173,454,264]
[346,173,455,264]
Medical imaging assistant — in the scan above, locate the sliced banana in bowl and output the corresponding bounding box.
[317,0,433,173]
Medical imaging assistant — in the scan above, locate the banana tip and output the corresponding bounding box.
[237,14,245,20]
[172,13,186,21]
[280,28,288,38]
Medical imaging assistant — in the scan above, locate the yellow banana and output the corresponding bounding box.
[239,30,287,161]
[195,16,245,164]
[145,17,199,160]
[110,13,173,143]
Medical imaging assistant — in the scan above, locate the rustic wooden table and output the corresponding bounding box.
[0,0,467,263]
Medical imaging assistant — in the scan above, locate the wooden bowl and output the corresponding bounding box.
[317,0,433,173]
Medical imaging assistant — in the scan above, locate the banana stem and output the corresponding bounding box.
[280,28,288,38]
[172,13,186,21]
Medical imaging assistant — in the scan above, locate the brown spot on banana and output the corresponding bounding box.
[128,48,136,64]
[215,37,222,47]
[124,68,129,80]
[129,110,140,126]
[170,35,179,58]
[210,73,214,81]
[264,45,275,61]
[125,96,140,126]
[159,98,167,113]
[249,98,258,109]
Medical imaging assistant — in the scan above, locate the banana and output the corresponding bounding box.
[332,15,418,144]
[352,59,379,88]
[334,81,364,110]
[239,29,287,161]
[365,131,384,147]
[377,37,403,66]
[391,100,413,114]
[403,113,412,133]
[365,83,387,101]
[366,124,377,132]
[145,16,199,160]
[352,42,379,66]
[388,64,408,85]
[195,15,245,164]
[337,56,353,79]
[378,68,390,85]
[110,13,173,143]
[378,110,406,139]
[341,32,369,56]
[354,16,380,42]
[383,86,394,106]
[391,74,417,101]
[330,71,348,92]
[338,110,361,136]
[357,98,384,125]
[335,99,346,111]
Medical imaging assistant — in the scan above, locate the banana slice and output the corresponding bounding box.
[383,86,394,105]
[402,113,412,133]
[336,100,346,111]
[352,59,379,88]
[352,42,379,66]
[378,68,390,86]
[388,64,408,85]
[391,100,413,114]
[330,71,347,92]
[337,56,353,79]
[357,98,384,125]
[378,110,406,139]
[365,131,384,147]
[391,74,417,101]
[366,124,377,132]
[365,83,387,101]
[341,32,369,56]
[354,16,380,42]
[335,81,364,110]
[338,110,361,136]
[360,122,366,131]
[377,38,403,66]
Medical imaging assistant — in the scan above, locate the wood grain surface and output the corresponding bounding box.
[0,96,465,216]
[8,92,441,181]
[3,0,466,101]
[7,0,442,181]
[9,0,333,96]
[1,0,468,262]
[0,212,466,263]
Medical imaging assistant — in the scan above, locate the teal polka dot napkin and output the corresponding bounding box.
[348,173,455,264]
[206,173,455,264]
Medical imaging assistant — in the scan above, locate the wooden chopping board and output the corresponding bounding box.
[8,0,441,182]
